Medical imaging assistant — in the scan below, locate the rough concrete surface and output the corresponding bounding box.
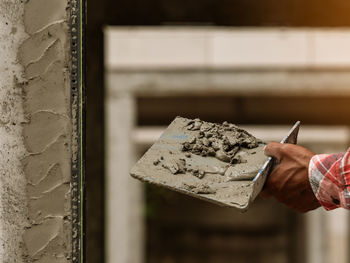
[131,117,267,210]
[0,1,29,261]
[0,0,72,262]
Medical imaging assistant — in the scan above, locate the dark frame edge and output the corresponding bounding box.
[70,0,86,262]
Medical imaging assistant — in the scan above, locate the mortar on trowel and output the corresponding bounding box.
[130,117,300,211]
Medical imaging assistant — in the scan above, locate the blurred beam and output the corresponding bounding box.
[105,27,350,69]
[107,71,350,97]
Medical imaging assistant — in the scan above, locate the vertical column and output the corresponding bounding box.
[326,210,348,263]
[106,91,144,263]
[306,208,349,263]
[305,209,327,263]
[0,1,28,262]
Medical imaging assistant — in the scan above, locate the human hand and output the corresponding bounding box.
[261,142,321,213]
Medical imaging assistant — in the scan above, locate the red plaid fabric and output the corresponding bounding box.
[309,147,350,210]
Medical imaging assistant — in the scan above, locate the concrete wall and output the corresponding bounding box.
[0,1,28,261]
[0,0,73,262]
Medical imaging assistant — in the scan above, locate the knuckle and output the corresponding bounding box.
[280,143,291,153]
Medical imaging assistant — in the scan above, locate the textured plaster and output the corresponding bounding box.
[20,0,72,261]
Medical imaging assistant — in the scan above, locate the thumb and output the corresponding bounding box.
[264,142,284,162]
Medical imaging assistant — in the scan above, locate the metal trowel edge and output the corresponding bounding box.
[247,121,301,209]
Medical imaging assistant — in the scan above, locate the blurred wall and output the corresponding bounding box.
[87,1,350,262]
[105,27,350,263]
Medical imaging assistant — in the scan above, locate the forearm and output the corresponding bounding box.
[309,148,350,210]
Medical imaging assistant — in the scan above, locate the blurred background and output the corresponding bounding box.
[86,1,350,263]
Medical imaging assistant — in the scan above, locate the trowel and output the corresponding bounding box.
[130,117,300,211]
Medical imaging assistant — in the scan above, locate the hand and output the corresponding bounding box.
[261,142,321,213]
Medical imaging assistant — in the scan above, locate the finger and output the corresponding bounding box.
[264,142,284,162]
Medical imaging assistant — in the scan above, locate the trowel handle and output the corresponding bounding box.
[280,121,300,145]
[251,121,301,201]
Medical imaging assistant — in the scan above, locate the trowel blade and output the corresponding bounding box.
[130,117,300,211]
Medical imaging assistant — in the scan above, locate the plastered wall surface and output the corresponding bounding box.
[20,0,71,261]
[0,0,72,262]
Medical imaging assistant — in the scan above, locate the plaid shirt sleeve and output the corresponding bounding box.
[308,147,350,210]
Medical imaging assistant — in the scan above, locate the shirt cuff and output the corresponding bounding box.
[308,153,344,210]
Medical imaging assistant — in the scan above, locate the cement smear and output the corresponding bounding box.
[131,117,267,209]
[19,0,71,261]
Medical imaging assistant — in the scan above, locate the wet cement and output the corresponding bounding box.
[19,0,71,261]
[131,117,267,210]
